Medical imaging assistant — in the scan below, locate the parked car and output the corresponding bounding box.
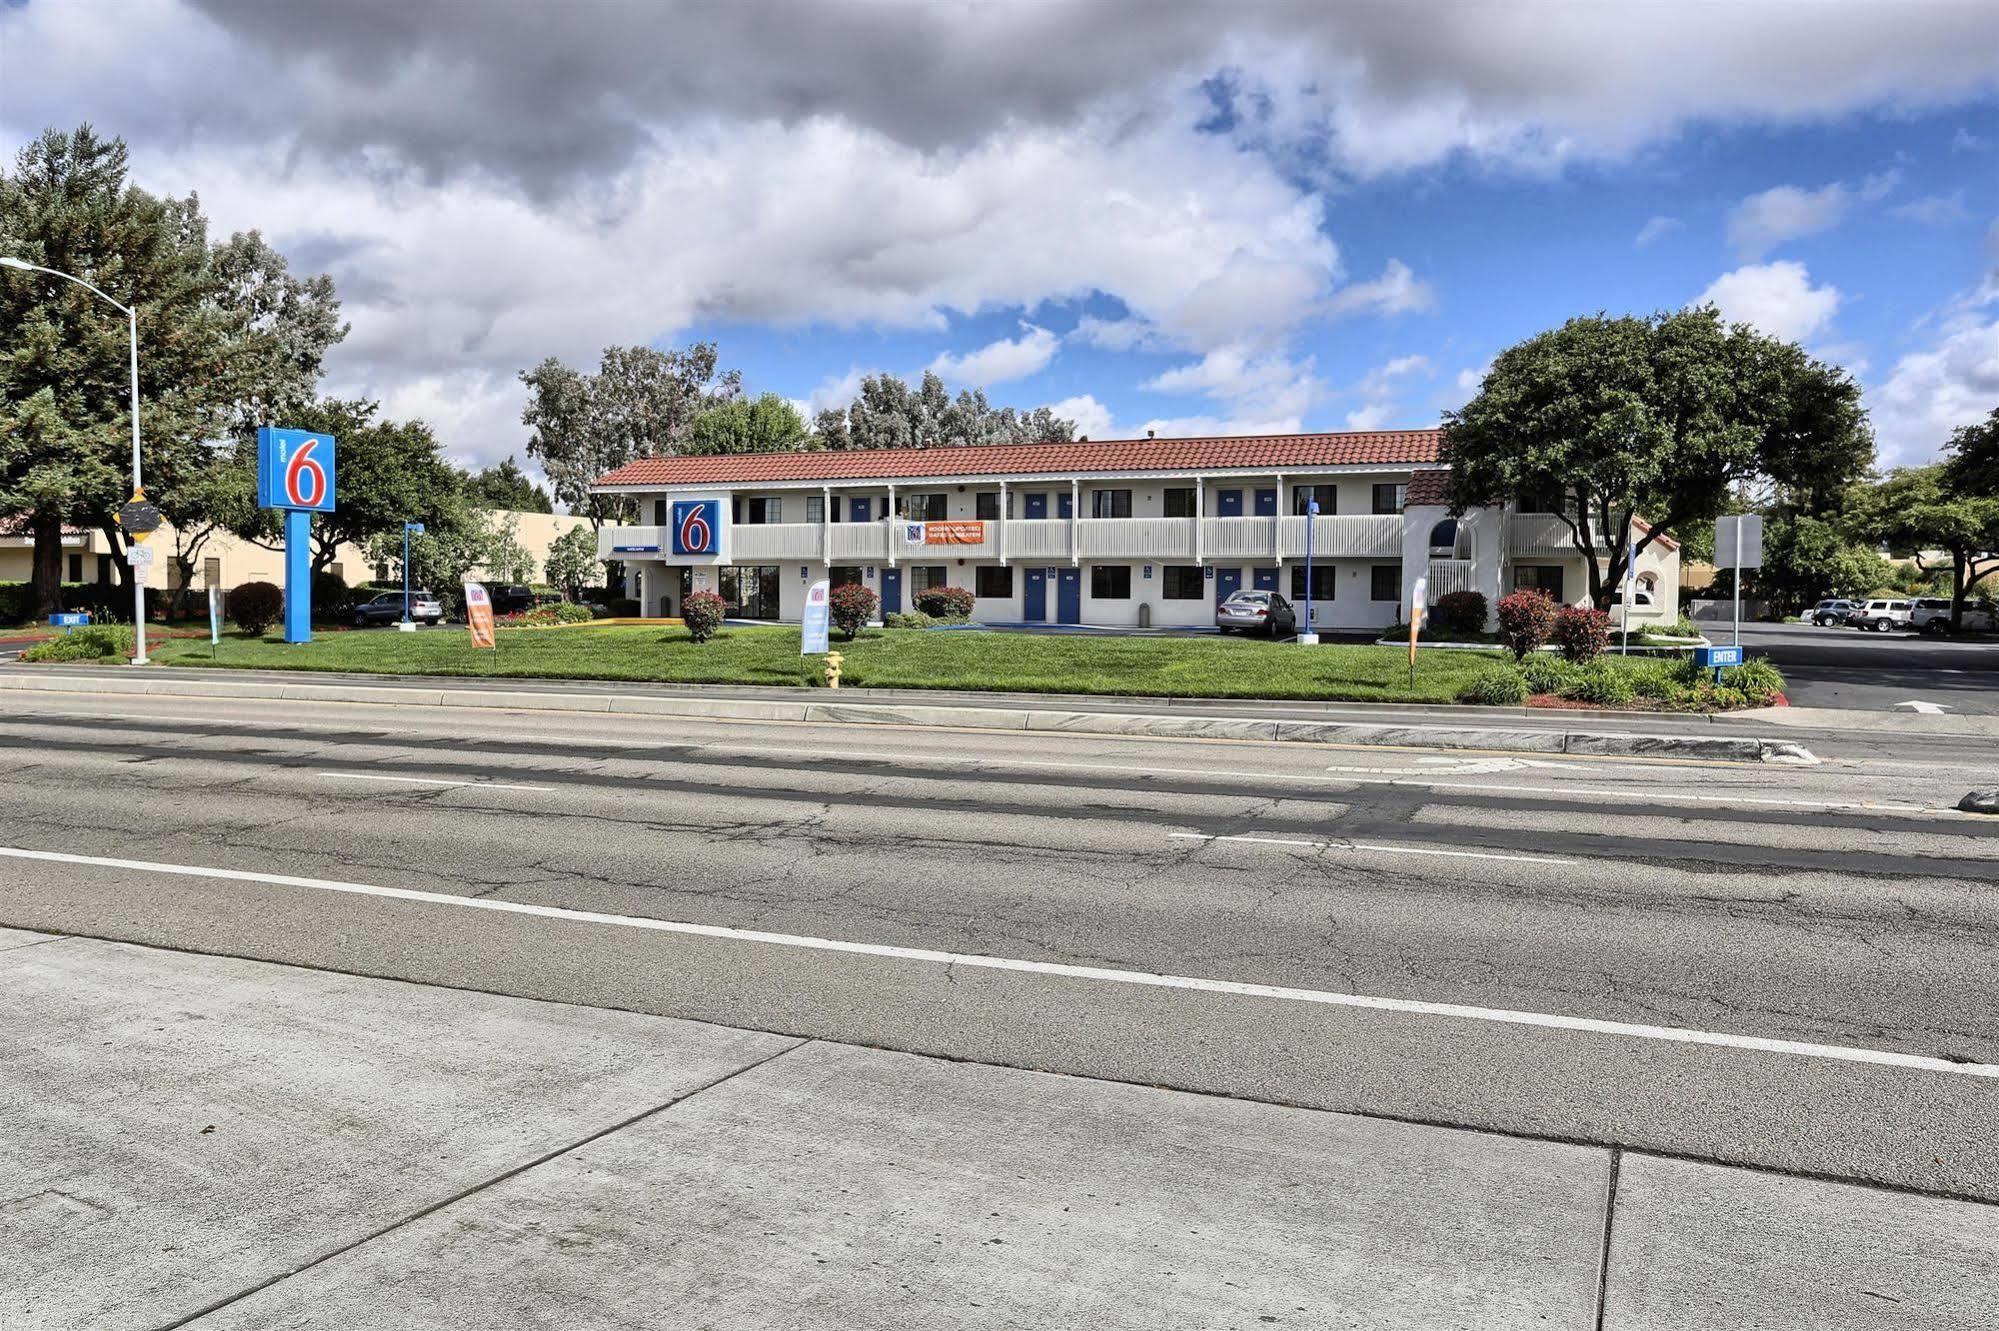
[1916,598,1997,635]
[1809,598,1857,627]
[352,589,443,626]
[1843,598,1911,632]
[1215,590,1298,636]
[490,584,557,615]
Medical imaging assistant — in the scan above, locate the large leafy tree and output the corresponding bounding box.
[542,523,603,598]
[812,370,1076,451]
[519,343,741,530]
[0,126,343,616]
[465,455,552,512]
[1443,307,1871,607]
[1849,453,1999,629]
[685,393,812,455]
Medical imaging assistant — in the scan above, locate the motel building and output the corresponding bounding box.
[588,429,1681,632]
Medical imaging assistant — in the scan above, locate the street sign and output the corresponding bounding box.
[801,579,830,654]
[126,542,155,575]
[1713,514,1764,569]
[116,496,162,543]
[1694,645,1744,670]
[48,612,89,629]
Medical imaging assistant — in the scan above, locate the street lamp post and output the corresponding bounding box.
[400,521,426,630]
[0,256,148,664]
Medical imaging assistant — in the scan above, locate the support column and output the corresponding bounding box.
[886,483,897,567]
[283,509,312,644]
[1194,476,1205,565]
[822,485,832,566]
[1069,478,1080,566]
[998,479,1008,566]
[1273,472,1285,566]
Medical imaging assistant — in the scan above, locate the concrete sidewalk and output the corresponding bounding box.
[3,929,1992,1330]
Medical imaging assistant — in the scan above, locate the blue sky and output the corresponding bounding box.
[3,1,1996,468]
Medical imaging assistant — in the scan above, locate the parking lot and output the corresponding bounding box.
[1733,621,1999,713]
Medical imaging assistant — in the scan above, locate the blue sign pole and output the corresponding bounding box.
[284,509,311,643]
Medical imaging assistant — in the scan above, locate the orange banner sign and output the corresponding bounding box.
[923,520,986,545]
[464,582,496,650]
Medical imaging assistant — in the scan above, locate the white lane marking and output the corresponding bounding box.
[3,844,1991,1081]
[324,772,556,793]
[1168,831,1576,866]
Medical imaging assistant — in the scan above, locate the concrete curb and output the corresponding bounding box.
[0,669,1815,764]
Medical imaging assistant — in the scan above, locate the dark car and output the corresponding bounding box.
[489,584,555,615]
[1215,589,1298,636]
[352,589,443,626]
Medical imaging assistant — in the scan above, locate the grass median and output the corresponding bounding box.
[146,622,1505,703]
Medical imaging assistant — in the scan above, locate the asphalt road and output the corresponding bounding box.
[1735,621,1999,713]
[1,688,1995,1204]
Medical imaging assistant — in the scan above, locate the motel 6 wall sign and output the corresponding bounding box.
[670,499,727,560]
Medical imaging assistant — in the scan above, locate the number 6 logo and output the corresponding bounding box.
[284,439,326,507]
[672,500,720,555]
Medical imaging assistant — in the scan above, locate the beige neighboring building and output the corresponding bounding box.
[0,510,591,597]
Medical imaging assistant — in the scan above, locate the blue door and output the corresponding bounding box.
[1254,489,1277,517]
[1023,568,1047,621]
[1057,493,1074,519]
[1024,493,1047,519]
[850,497,872,522]
[1217,489,1243,517]
[880,568,901,615]
[1253,567,1278,591]
[1215,568,1242,607]
[1057,569,1082,624]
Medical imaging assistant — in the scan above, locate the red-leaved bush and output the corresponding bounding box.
[681,590,728,643]
[1428,589,1488,638]
[829,583,879,639]
[1551,604,1611,663]
[912,585,975,619]
[1495,590,1558,660]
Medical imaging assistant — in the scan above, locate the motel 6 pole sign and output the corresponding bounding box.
[256,427,337,644]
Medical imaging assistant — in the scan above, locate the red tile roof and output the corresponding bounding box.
[593,429,1444,489]
[1402,468,1452,506]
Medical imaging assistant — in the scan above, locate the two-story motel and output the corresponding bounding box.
[588,429,1680,631]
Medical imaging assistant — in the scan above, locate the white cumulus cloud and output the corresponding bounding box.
[1697,261,1843,342]
[927,324,1059,385]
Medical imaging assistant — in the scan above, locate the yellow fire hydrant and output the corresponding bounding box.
[824,650,844,689]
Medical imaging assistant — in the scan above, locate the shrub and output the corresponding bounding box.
[228,581,284,635]
[497,602,595,627]
[1496,590,1558,659]
[1518,654,1578,695]
[883,611,935,630]
[912,585,975,619]
[829,583,879,639]
[1658,616,1702,639]
[680,590,728,643]
[1456,667,1529,706]
[21,624,134,662]
[311,571,353,621]
[1621,658,1686,702]
[1560,661,1636,706]
[1727,657,1786,704]
[1428,590,1488,639]
[606,597,641,617]
[1551,605,1611,663]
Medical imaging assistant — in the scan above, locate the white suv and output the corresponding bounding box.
[1846,598,1911,632]
[1915,598,1997,635]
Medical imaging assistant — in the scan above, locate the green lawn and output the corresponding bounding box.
[147,623,1511,704]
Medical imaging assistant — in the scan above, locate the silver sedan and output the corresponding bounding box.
[1215,590,1297,636]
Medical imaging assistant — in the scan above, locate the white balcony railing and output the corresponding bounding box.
[598,525,667,559]
[1275,514,1402,558]
[731,522,824,561]
[603,513,1410,565]
[1508,513,1583,556]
